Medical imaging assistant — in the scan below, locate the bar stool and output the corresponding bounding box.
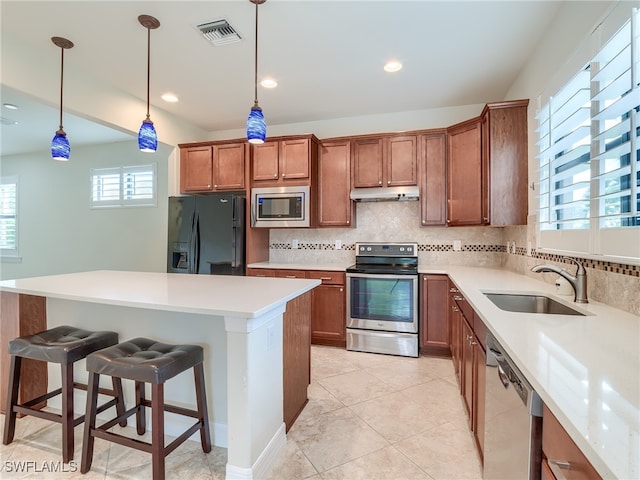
[3,325,125,463]
[81,337,211,480]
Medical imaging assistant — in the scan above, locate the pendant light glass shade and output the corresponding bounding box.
[51,37,73,161]
[247,104,266,144]
[138,118,157,152]
[51,129,70,161]
[247,0,267,144]
[138,15,160,153]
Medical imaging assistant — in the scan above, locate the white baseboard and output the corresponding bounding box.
[225,423,286,480]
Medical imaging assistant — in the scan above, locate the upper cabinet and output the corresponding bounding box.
[447,118,483,226]
[251,135,319,186]
[481,99,529,226]
[180,142,246,193]
[352,134,418,188]
[445,99,529,226]
[420,131,447,226]
[317,140,355,227]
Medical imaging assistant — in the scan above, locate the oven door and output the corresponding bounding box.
[346,272,418,333]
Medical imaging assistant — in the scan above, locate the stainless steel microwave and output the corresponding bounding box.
[251,186,310,228]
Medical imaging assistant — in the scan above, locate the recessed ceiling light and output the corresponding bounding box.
[161,93,179,103]
[384,61,403,73]
[261,78,277,89]
[3,103,18,110]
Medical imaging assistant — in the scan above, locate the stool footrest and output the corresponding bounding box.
[93,429,154,454]
[139,398,201,419]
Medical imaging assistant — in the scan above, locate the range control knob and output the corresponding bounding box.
[360,246,365,251]
[367,247,372,251]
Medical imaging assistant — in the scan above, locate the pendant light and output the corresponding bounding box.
[137,14,160,153]
[246,0,267,144]
[51,37,74,161]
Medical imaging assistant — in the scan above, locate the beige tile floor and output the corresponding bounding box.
[0,346,482,479]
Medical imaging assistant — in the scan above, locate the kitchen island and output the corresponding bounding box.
[0,270,320,480]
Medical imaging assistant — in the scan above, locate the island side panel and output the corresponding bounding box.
[283,291,311,431]
[0,292,47,414]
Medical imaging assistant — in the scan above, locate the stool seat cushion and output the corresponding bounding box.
[85,338,204,384]
[8,326,119,364]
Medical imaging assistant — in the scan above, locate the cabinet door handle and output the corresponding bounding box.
[387,180,391,185]
[273,173,278,177]
[548,460,571,480]
[452,306,459,312]
[282,173,286,178]
[340,287,344,292]
[378,180,382,185]
[214,184,218,188]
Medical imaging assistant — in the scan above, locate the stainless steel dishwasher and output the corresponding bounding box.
[483,332,543,480]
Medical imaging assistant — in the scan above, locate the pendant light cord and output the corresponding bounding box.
[146,26,151,120]
[254,1,259,106]
[58,47,64,130]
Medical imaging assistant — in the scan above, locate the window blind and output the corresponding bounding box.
[0,177,18,255]
[91,164,156,208]
[536,7,640,262]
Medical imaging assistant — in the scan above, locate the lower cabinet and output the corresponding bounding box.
[542,404,602,480]
[449,280,486,465]
[308,271,346,347]
[419,274,451,356]
[246,268,346,347]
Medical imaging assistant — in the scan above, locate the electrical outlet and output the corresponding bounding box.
[335,240,342,250]
[511,241,516,254]
[453,240,462,251]
[292,239,299,249]
[527,241,532,256]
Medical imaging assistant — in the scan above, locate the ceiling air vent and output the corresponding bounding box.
[197,19,241,46]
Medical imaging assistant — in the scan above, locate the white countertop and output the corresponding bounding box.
[0,270,320,319]
[248,262,351,272]
[440,266,639,480]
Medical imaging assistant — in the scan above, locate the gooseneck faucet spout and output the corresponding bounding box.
[531,256,588,303]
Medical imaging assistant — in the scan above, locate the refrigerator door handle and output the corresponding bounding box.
[189,211,197,274]
[193,212,201,274]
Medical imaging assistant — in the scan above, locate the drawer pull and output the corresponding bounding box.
[548,460,571,480]
[285,275,297,279]
[320,276,332,280]
[453,295,463,301]
[449,287,458,293]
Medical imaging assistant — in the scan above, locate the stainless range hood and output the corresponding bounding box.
[350,185,419,202]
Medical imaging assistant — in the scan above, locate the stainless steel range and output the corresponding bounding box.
[346,242,419,357]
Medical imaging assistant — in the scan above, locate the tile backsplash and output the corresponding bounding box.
[268,202,640,316]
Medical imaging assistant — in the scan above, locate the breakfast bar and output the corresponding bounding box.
[0,270,320,479]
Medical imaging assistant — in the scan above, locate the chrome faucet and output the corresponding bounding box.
[531,256,588,303]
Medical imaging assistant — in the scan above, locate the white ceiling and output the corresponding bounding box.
[1,0,566,156]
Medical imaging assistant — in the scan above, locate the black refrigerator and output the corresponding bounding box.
[167,194,246,275]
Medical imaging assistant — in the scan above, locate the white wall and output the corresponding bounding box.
[0,140,170,280]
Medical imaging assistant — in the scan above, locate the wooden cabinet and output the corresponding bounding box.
[247,268,346,348]
[542,404,602,480]
[317,140,355,227]
[251,135,318,186]
[419,274,450,356]
[481,99,529,226]
[446,118,483,225]
[352,134,418,188]
[449,282,487,464]
[420,131,447,226]
[179,142,246,193]
[180,146,214,192]
[212,143,245,190]
[308,271,346,347]
[446,99,529,226]
[245,268,275,277]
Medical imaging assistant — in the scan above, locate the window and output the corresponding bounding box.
[0,176,18,256]
[90,164,157,208]
[537,7,640,262]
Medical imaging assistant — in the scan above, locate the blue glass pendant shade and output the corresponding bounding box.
[247,105,266,144]
[138,118,157,153]
[51,129,70,161]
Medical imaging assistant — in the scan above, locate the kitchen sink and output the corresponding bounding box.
[484,292,586,316]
